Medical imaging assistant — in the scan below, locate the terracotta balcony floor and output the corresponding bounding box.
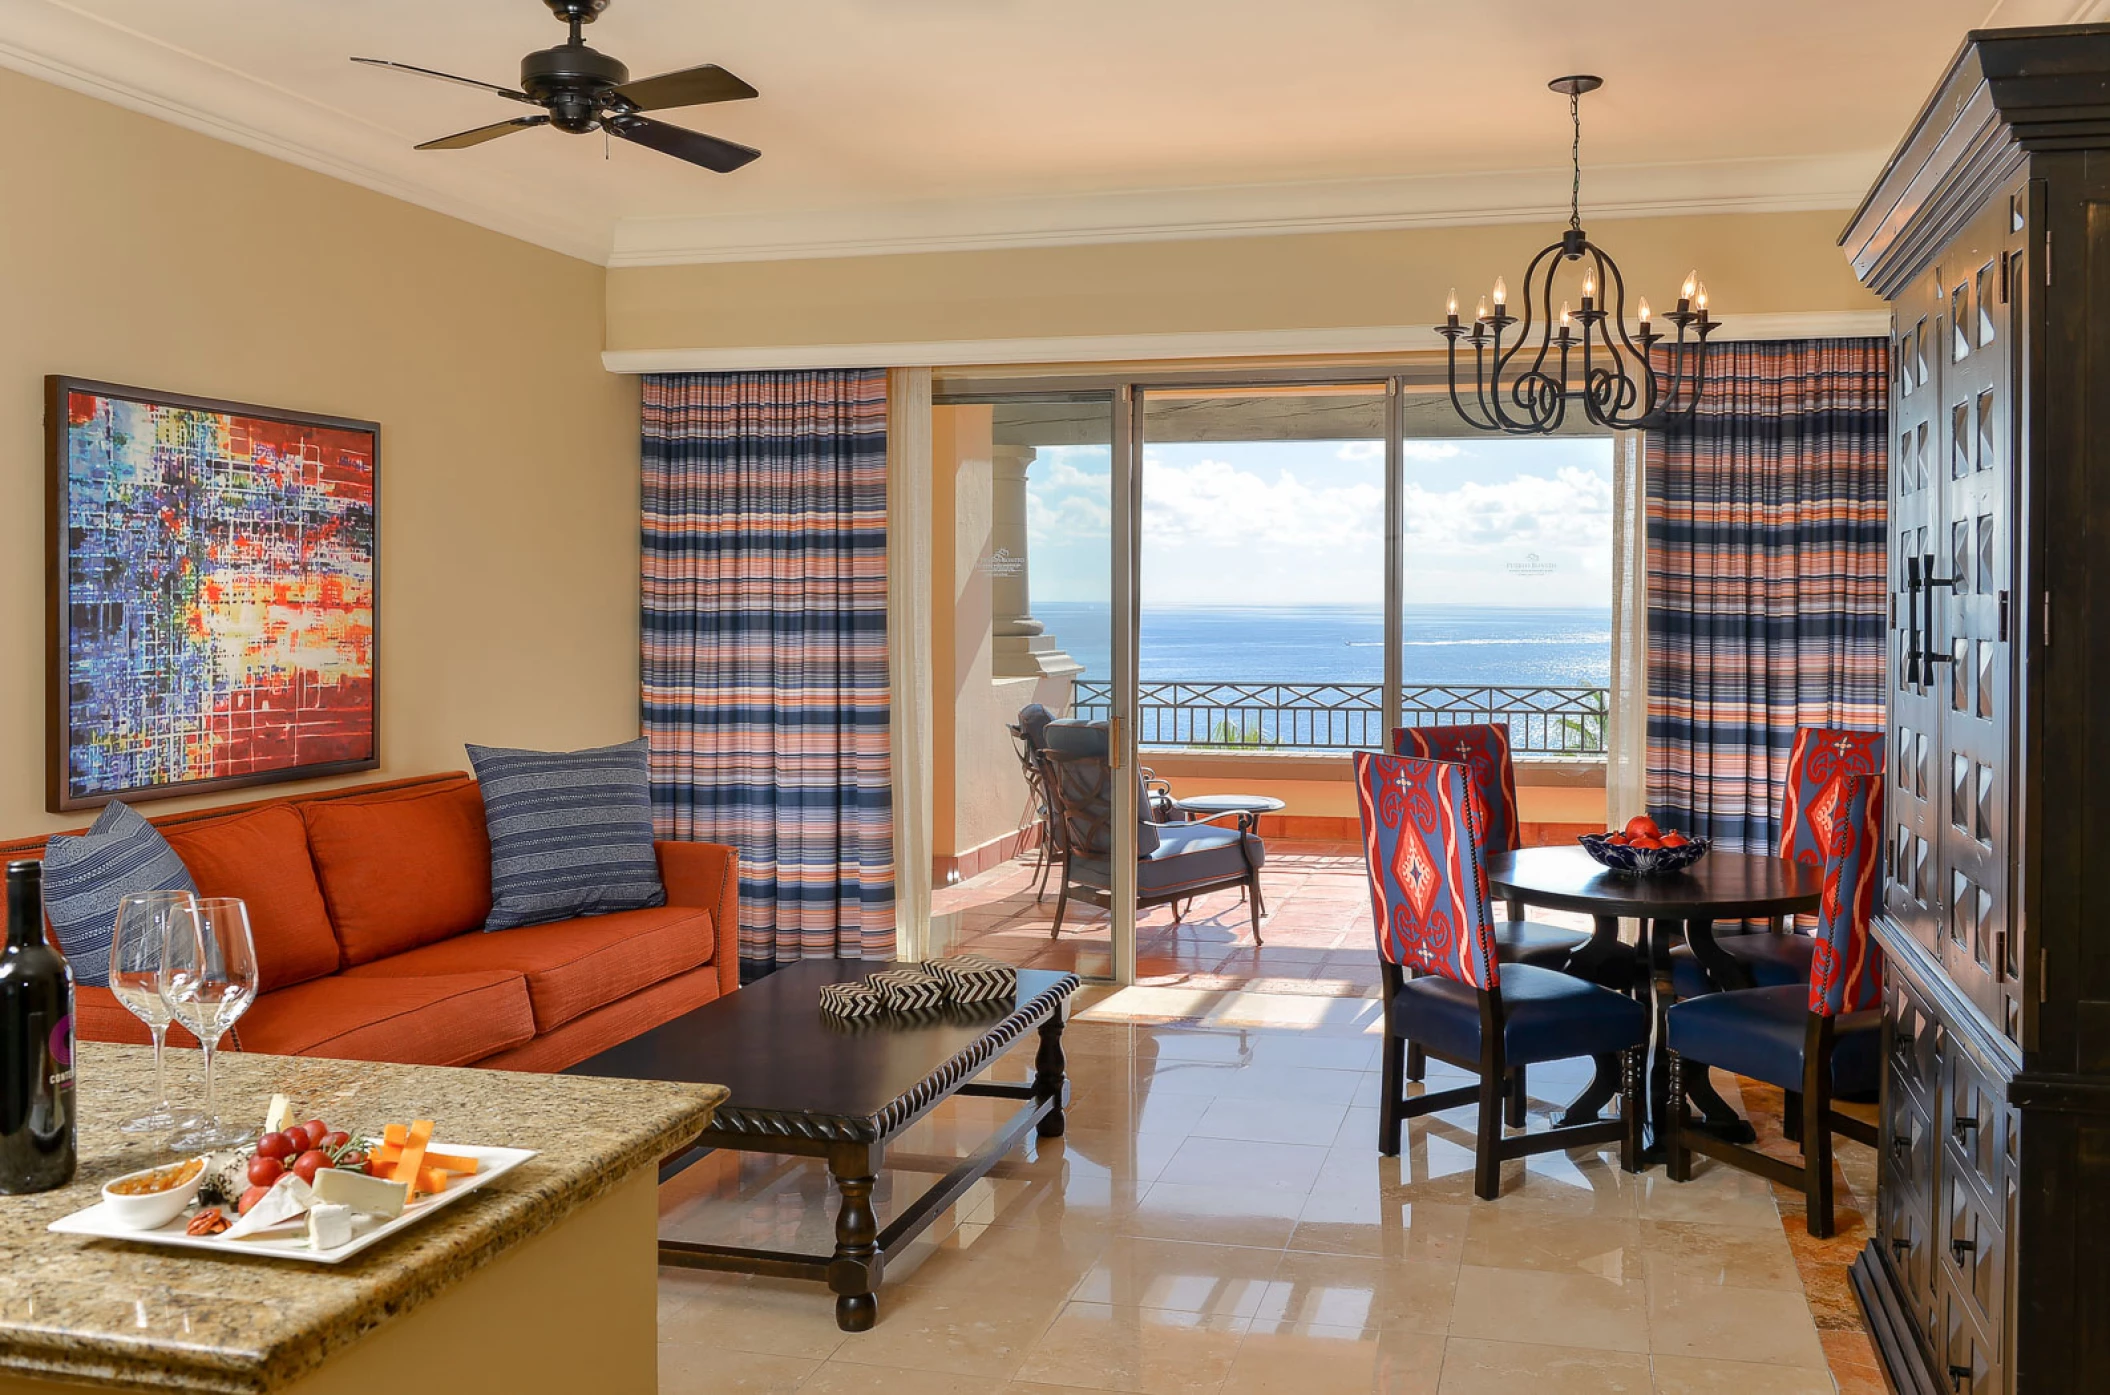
[930,842,1599,996]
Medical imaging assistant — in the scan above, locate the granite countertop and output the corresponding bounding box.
[0,1043,727,1394]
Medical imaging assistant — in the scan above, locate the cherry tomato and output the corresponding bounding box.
[246,1155,284,1187]
[292,1149,335,1185]
[338,1149,369,1175]
[322,1131,351,1152]
[256,1131,295,1161]
[1624,815,1661,841]
[237,1184,272,1215]
[301,1120,330,1150]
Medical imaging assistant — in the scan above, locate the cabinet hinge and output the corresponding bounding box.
[2045,227,2053,286]
[2000,247,2009,303]
[1998,590,2009,643]
[2041,948,2050,1002]
[2042,591,2051,647]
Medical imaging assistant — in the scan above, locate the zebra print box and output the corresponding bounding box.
[869,966,950,1012]
[929,954,1018,1003]
[818,981,886,1019]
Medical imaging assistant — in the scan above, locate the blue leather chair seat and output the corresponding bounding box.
[1493,920,1591,967]
[1666,985,1881,1095]
[1068,823,1264,898]
[1669,932,1816,999]
[1392,962,1648,1069]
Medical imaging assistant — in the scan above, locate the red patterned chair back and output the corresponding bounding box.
[1809,774,1885,1017]
[1779,727,1886,866]
[1392,723,1520,857]
[1353,752,1499,990]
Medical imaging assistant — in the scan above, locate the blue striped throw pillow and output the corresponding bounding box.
[467,738,666,932]
[42,801,198,987]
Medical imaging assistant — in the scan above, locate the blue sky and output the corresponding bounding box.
[1027,436,1614,608]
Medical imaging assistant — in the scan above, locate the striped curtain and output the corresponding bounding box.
[1646,339,1888,853]
[642,370,896,965]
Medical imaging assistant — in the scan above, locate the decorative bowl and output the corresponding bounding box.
[1577,832,1711,877]
[101,1155,208,1230]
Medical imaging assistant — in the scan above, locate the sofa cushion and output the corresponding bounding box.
[343,905,714,1033]
[304,781,493,966]
[235,970,535,1066]
[41,801,198,986]
[164,806,339,993]
[466,739,666,931]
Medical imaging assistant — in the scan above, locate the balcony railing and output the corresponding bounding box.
[1069,679,1609,756]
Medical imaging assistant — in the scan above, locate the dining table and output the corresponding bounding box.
[1483,844,1826,1157]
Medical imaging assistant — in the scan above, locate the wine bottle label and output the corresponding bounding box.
[48,1014,72,1092]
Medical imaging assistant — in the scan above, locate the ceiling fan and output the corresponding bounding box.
[352,0,759,173]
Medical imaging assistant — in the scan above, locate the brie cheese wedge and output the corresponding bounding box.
[307,1203,354,1252]
[221,1174,314,1240]
[310,1166,408,1219]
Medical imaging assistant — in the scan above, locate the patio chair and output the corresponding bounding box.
[1040,730,1265,944]
[1355,752,1646,1198]
[1668,726,1886,1001]
[1008,704,1059,900]
[1664,772,1884,1237]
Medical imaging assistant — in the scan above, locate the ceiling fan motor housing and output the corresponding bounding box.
[541,0,611,22]
[521,42,629,132]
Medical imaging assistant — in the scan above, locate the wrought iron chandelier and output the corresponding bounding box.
[1436,75,1717,435]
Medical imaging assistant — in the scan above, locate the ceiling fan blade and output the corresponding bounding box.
[610,63,758,112]
[606,114,759,173]
[415,116,550,151]
[351,57,534,105]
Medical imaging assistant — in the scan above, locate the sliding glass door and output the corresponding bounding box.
[926,365,1608,985]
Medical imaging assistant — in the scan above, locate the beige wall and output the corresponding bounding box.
[606,209,1879,355]
[929,406,1070,866]
[0,67,637,835]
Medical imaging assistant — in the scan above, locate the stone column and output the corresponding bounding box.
[988,444,1080,679]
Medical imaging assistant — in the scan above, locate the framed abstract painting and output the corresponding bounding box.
[45,377,379,812]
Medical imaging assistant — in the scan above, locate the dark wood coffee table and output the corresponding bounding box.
[565,960,1079,1332]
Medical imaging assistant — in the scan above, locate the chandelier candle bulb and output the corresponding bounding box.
[1476,295,1489,322]
[1492,276,1507,308]
[1446,287,1458,327]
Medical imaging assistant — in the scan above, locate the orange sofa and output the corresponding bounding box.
[0,773,739,1072]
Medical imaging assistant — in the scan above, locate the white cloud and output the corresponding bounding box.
[1400,466,1612,555]
[1141,457,1383,552]
[1336,441,1383,461]
[1335,440,1463,463]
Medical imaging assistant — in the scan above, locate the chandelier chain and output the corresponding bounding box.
[1569,90,1582,231]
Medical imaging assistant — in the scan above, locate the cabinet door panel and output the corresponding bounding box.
[1929,193,2020,1043]
[1886,274,1944,956]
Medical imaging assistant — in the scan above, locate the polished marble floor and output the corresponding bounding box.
[656,984,1881,1394]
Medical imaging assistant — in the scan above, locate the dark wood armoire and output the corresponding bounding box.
[1838,24,2110,1395]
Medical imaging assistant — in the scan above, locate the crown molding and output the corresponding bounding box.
[605,152,1883,267]
[600,311,1893,374]
[0,0,611,264]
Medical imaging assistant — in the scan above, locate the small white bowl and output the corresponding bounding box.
[100,1156,208,1231]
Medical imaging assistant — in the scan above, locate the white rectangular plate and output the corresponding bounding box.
[49,1143,537,1265]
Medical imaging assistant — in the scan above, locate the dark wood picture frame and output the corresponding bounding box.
[45,376,380,813]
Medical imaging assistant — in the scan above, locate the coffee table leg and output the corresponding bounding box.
[1034,1010,1068,1138]
[827,1142,882,1332]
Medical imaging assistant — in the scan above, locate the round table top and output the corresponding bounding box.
[1173,793,1288,815]
[1484,845,1824,920]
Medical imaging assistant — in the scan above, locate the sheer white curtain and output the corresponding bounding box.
[886,367,934,960]
[1606,429,1649,831]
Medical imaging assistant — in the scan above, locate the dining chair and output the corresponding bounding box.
[1669,725,1885,1000]
[1392,722,1627,977]
[1393,723,1638,1111]
[1663,772,1884,1237]
[1356,751,1646,1199]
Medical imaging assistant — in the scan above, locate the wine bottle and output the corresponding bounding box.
[0,860,76,1193]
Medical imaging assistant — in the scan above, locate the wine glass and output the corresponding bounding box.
[108,890,199,1133]
[159,898,258,1151]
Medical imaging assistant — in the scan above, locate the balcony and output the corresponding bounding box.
[1069,679,1609,756]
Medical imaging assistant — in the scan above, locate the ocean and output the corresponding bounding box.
[1034,602,1612,688]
